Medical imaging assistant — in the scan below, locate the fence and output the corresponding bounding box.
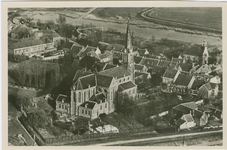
[45,126,153,145]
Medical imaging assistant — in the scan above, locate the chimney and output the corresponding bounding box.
[88,84,90,88]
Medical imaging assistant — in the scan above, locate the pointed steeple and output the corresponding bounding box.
[125,16,133,53]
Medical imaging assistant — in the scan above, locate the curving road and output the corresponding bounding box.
[93,130,222,146]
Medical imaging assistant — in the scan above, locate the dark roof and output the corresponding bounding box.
[163,69,178,79]
[210,83,217,89]
[174,74,193,86]
[143,58,159,68]
[172,58,183,63]
[73,70,93,83]
[56,94,70,103]
[149,65,166,75]
[96,74,113,88]
[134,56,144,64]
[173,102,198,114]
[62,41,74,49]
[194,110,203,118]
[109,43,124,52]
[137,49,148,55]
[70,45,83,55]
[183,45,203,57]
[80,101,96,109]
[89,93,106,103]
[176,119,186,126]
[119,81,136,92]
[158,60,173,68]
[98,66,130,79]
[178,63,192,72]
[191,80,205,90]
[12,39,45,49]
[95,62,106,71]
[79,74,97,89]
[203,83,212,91]
[213,109,222,119]
[135,64,144,70]
[78,46,96,57]
[103,64,117,70]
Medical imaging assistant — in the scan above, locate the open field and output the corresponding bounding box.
[19,10,222,47]
[147,8,221,31]
[92,8,146,19]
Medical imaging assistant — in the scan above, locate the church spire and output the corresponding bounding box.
[125,16,133,53]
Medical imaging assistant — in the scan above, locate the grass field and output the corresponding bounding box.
[92,8,146,19]
[147,7,222,30]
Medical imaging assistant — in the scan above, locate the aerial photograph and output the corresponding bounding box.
[7,7,222,146]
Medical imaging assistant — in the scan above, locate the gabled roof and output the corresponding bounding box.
[70,45,83,55]
[193,110,204,118]
[174,74,193,86]
[12,39,45,49]
[78,46,97,58]
[173,102,198,114]
[56,94,70,103]
[62,41,74,49]
[210,83,217,89]
[172,58,183,63]
[107,43,124,52]
[103,64,117,70]
[195,64,211,74]
[202,83,212,91]
[98,66,130,79]
[176,119,186,126]
[163,69,179,79]
[79,74,97,89]
[158,60,173,68]
[183,45,204,57]
[89,93,106,103]
[80,101,96,109]
[119,81,136,92]
[178,63,192,72]
[96,74,113,88]
[137,49,149,55]
[143,58,159,67]
[181,114,194,122]
[135,64,145,70]
[149,65,166,75]
[134,56,144,64]
[72,70,93,83]
[191,80,205,90]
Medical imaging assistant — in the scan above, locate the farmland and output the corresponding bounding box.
[146,7,222,31]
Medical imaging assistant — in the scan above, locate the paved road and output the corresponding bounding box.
[94,130,222,146]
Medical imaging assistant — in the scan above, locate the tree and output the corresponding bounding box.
[115,93,135,116]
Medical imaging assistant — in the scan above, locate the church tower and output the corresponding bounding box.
[202,39,209,64]
[122,17,135,81]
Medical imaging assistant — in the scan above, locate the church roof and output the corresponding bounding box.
[98,66,130,79]
[96,74,113,88]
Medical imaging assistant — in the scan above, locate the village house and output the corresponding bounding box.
[98,50,113,64]
[11,38,56,57]
[55,94,71,116]
[162,69,180,84]
[77,45,101,60]
[134,64,148,73]
[136,48,150,56]
[62,41,74,52]
[199,82,219,98]
[173,102,209,130]
[181,40,209,65]
[69,44,83,58]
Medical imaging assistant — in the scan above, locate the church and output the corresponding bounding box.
[56,18,137,119]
